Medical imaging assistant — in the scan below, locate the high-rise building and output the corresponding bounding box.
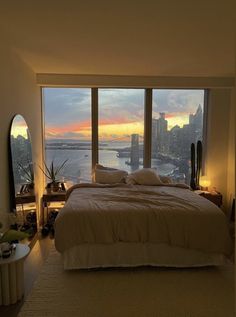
[188,104,203,143]
[169,125,181,157]
[152,119,158,158]
[152,112,168,157]
[156,112,168,154]
[130,134,139,167]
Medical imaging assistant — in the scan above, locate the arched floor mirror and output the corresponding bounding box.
[9,114,37,242]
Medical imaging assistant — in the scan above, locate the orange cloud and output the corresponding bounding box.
[99,122,143,141]
[164,113,175,119]
[99,117,136,126]
[46,116,140,137]
[47,120,91,134]
[46,113,191,140]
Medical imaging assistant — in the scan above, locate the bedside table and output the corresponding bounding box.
[42,191,66,225]
[194,190,223,207]
[0,244,30,305]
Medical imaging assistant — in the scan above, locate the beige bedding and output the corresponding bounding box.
[54,184,232,256]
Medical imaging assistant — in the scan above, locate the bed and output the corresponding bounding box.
[54,182,232,270]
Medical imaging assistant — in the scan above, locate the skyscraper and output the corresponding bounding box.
[130,134,139,167]
[152,119,158,158]
[152,113,168,157]
[156,112,168,154]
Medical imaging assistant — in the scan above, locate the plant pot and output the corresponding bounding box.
[52,182,60,192]
[46,182,60,193]
[27,183,35,194]
[20,183,35,195]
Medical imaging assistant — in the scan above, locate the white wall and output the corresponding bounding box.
[227,88,235,214]
[0,40,43,230]
[206,89,234,214]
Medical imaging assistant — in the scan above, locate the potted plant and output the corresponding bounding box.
[0,222,29,258]
[39,159,68,193]
[17,161,35,194]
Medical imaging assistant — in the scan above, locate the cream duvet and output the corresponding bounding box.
[54,184,232,256]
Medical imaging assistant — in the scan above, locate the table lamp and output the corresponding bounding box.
[199,176,211,191]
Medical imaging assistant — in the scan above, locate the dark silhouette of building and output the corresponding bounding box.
[130,134,139,167]
[151,105,203,183]
[152,112,168,157]
[152,119,158,158]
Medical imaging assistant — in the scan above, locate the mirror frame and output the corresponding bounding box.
[8,115,17,211]
[8,114,35,211]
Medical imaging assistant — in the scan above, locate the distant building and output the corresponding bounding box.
[152,119,158,158]
[167,104,203,159]
[130,134,139,167]
[152,112,168,157]
[169,125,181,157]
[151,105,203,182]
[189,104,203,127]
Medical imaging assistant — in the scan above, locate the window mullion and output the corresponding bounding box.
[144,89,152,168]
[201,89,208,175]
[92,88,98,178]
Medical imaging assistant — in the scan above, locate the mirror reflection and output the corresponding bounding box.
[10,114,37,239]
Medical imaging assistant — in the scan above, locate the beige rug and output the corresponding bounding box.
[18,247,234,317]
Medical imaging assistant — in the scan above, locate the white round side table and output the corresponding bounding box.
[0,244,30,305]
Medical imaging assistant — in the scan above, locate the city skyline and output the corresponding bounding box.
[44,88,204,141]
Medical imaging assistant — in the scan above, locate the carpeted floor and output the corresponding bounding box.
[18,247,234,317]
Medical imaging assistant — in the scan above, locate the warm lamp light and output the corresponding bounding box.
[199,176,211,190]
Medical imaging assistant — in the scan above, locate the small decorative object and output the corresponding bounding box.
[196,140,202,188]
[0,221,29,258]
[41,224,51,237]
[190,143,196,190]
[39,159,68,192]
[26,211,37,226]
[199,176,211,191]
[41,210,59,237]
[190,140,202,190]
[230,198,235,222]
[1,242,12,258]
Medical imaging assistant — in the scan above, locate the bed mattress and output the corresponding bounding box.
[54,183,232,268]
[62,242,228,270]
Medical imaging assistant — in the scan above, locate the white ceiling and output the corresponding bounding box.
[0,1,235,77]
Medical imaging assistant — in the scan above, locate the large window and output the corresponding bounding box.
[98,89,144,172]
[44,88,92,186]
[151,89,205,183]
[43,87,205,186]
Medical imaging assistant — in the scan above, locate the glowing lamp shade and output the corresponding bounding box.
[200,176,211,189]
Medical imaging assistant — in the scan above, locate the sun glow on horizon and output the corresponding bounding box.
[99,121,143,141]
[45,121,144,141]
[45,113,191,140]
[166,113,190,130]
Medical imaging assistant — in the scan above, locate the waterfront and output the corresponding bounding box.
[45,140,177,186]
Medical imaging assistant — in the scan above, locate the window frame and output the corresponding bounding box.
[150,88,207,181]
[42,87,207,184]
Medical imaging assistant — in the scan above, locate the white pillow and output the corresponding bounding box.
[126,168,163,186]
[95,163,118,171]
[159,175,173,184]
[95,168,128,184]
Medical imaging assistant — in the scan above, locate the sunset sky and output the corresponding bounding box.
[44,88,204,141]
